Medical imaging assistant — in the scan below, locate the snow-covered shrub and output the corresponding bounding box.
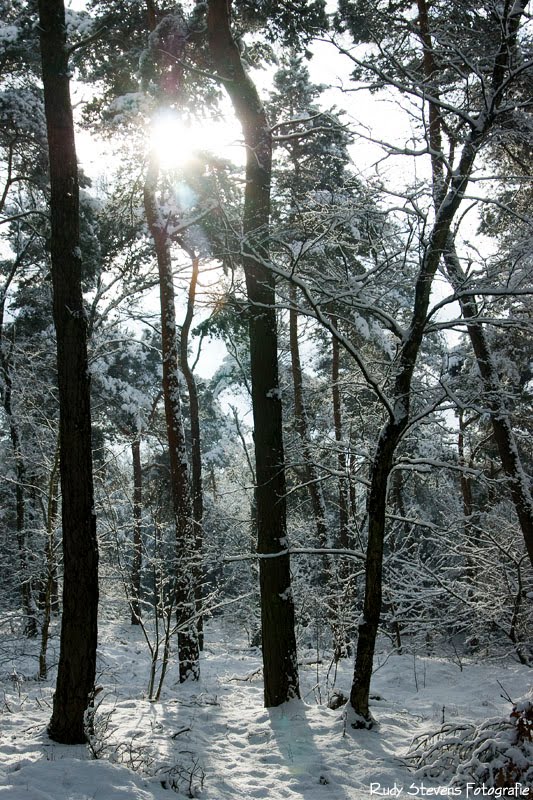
[406,701,533,788]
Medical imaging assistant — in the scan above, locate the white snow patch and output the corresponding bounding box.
[0,758,169,800]
[0,618,531,800]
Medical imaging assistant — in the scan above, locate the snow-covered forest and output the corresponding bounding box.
[0,1,532,797]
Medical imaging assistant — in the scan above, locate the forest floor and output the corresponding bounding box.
[0,610,531,800]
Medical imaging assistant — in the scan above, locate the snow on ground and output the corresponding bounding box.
[0,614,531,800]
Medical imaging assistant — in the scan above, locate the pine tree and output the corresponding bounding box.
[38,0,99,744]
[207,0,301,706]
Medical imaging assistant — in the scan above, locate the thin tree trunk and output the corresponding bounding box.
[144,157,199,682]
[179,253,204,650]
[331,317,349,549]
[208,0,300,706]
[39,0,99,745]
[289,286,329,559]
[130,437,143,624]
[39,440,61,679]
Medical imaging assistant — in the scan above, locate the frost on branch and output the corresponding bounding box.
[406,700,533,788]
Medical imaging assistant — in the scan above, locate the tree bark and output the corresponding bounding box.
[207,0,300,706]
[144,157,199,681]
[38,0,99,745]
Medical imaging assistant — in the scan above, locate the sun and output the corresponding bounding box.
[149,111,241,171]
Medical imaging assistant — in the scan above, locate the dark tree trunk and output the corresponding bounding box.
[289,286,329,560]
[349,423,400,720]
[144,158,199,681]
[330,316,349,550]
[130,437,143,624]
[179,253,204,649]
[207,0,300,706]
[38,0,99,745]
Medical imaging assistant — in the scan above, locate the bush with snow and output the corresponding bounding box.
[407,700,533,788]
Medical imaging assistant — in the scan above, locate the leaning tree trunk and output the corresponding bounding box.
[38,0,99,745]
[350,123,488,725]
[349,0,529,725]
[207,0,300,706]
[144,157,199,682]
[179,252,204,649]
[415,0,533,571]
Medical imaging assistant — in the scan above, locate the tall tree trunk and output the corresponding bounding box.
[330,316,349,549]
[38,0,99,745]
[144,157,199,682]
[207,0,300,706]
[179,253,204,649]
[289,285,329,560]
[130,437,143,624]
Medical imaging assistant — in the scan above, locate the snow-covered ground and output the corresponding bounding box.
[0,616,531,800]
